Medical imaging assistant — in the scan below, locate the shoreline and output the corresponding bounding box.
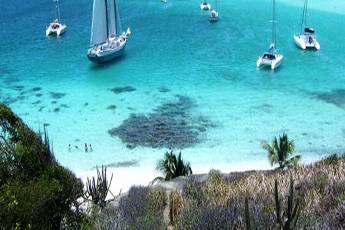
[75,156,326,195]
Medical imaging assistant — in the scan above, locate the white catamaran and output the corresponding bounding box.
[46,0,67,37]
[208,0,219,23]
[87,0,131,64]
[200,1,211,11]
[293,0,320,50]
[257,0,283,71]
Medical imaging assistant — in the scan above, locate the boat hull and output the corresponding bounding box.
[200,3,211,10]
[87,44,126,64]
[293,35,320,50]
[257,54,283,70]
[46,24,67,37]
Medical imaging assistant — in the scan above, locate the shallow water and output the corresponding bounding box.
[1,0,345,173]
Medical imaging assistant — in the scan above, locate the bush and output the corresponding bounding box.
[116,186,167,229]
[0,103,83,229]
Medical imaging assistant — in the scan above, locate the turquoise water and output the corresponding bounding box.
[1,0,345,173]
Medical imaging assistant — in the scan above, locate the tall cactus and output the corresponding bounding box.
[86,165,113,209]
[274,176,301,230]
[244,196,252,230]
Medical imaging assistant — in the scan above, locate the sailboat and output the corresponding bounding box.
[200,1,211,11]
[46,0,67,37]
[87,0,131,64]
[293,0,320,50]
[257,0,283,70]
[208,0,219,23]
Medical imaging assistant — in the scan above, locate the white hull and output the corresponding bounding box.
[294,34,320,50]
[46,23,67,37]
[87,31,130,63]
[257,54,283,70]
[200,3,211,10]
[209,10,219,22]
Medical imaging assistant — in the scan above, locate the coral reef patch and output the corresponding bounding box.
[108,95,214,149]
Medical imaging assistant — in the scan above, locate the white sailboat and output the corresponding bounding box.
[200,1,211,11]
[46,0,67,37]
[208,0,219,22]
[293,0,320,50]
[257,0,283,71]
[87,0,131,64]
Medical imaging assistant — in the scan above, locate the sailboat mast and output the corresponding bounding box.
[113,0,117,36]
[305,0,308,28]
[105,0,109,39]
[272,0,276,47]
[56,0,61,21]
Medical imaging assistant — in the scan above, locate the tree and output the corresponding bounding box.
[0,103,84,229]
[155,150,192,182]
[262,133,301,169]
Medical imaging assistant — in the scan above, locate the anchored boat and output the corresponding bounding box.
[200,1,211,10]
[87,0,131,64]
[208,0,219,23]
[293,0,320,50]
[46,0,66,37]
[257,0,283,71]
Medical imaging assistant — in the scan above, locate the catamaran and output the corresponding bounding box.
[87,0,131,64]
[46,0,66,37]
[200,1,211,10]
[208,0,219,22]
[257,0,283,71]
[293,0,320,50]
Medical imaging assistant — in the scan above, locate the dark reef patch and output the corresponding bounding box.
[107,105,117,110]
[92,160,139,170]
[32,100,41,105]
[36,93,42,97]
[31,87,42,92]
[38,106,45,112]
[60,104,69,108]
[158,86,170,93]
[109,86,136,94]
[251,103,273,113]
[51,100,57,104]
[13,85,24,91]
[313,89,345,109]
[50,92,66,99]
[53,108,60,113]
[108,95,214,149]
[84,102,89,107]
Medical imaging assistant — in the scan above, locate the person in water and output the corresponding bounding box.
[68,144,71,152]
[89,144,93,152]
[85,143,88,153]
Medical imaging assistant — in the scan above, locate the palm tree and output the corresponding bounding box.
[262,133,301,169]
[155,150,192,182]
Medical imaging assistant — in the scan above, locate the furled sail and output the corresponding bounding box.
[90,0,108,46]
[108,0,116,37]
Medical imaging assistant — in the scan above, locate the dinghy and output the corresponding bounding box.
[257,0,283,70]
[208,0,219,23]
[87,0,131,64]
[200,1,211,10]
[46,0,66,37]
[293,0,320,50]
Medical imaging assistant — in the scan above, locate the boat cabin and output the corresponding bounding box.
[304,27,315,34]
[263,53,276,60]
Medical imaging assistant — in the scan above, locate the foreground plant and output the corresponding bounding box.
[274,177,301,230]
[155,150,192,182]
[263,133,301,169]
[85,165,113,209]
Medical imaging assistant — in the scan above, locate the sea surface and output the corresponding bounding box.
[1,0,345,174]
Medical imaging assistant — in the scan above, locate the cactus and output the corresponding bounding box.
[169,191,183,225]
[244,196,252,230]
[86,165,113,209]
[274,176,301,230]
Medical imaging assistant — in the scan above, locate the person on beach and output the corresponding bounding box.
[85,143,88,153]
